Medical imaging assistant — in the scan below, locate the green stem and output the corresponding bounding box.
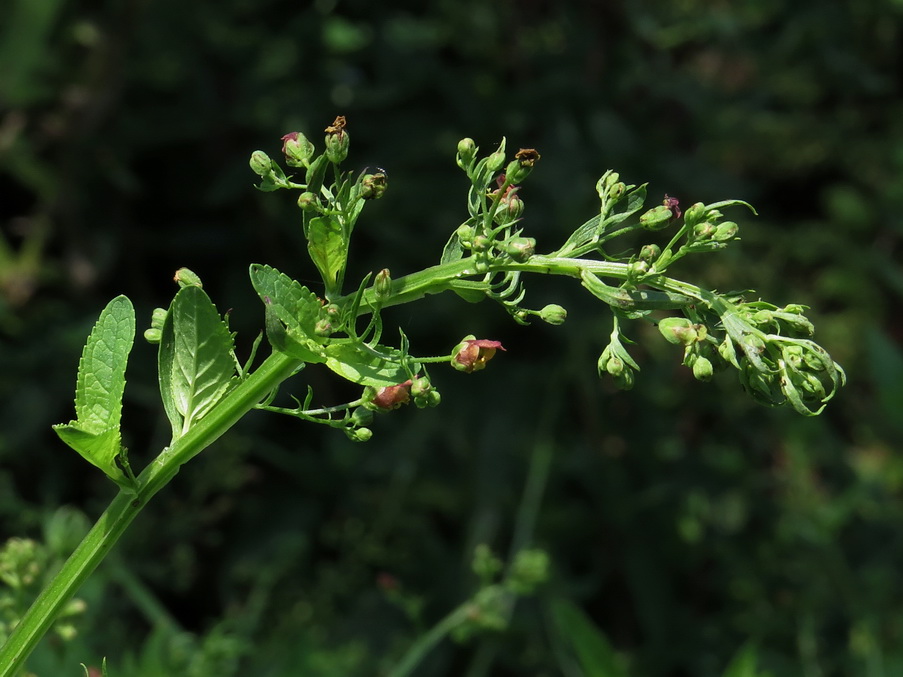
[386,602,474,677]
[0,351,301,677]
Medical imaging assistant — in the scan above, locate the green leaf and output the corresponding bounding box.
[53,295,137,492]
[166,286,236,436]
[440,231,464,264]
[307,215,347,293]
[324,342,417,387]
[249,263,328,362]
[548,597,628,677]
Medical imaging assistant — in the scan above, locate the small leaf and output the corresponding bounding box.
[167,286,236,436]
[307,215,347,292]
[324,342,417,387]
[440,231,464,264]
[53,295,137,492]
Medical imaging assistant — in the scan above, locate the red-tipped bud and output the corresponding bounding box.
[281,132,315,167]
[370,380,413,410]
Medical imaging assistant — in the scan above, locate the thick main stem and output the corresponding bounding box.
[0,352,300,677]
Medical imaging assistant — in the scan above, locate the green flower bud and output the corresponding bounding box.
[506,549,550,595]
[374,268,392,301]
[173,268,203,288]
[314,318,333,336]
[360,171,388,200]
[150,307,168,330]
[683,202,707,226]
[607,182,626,199]
[500,236,536,262]
[712,221,739,241]
[658,317,698,345]
[639,244,661,263]
[425,389,441,407]
[456,137,477,167]
[281,132,315,167]
[345,427,373,442]
[411,376,432,400]
[249,150,274,177]
[472,544,504,579]
[143,328,162,344]
[350,407,374,427]
[297,191,319,211]
[486,149,505,173]
[639,205,674,231]
[613,366,635,390]
[501,192,524,220]
[605,355,624,377]
[324,115,349,165]
[539,304,567,325]
[456,224,475,246]
[692,356,714,381]
[693,222,716,240]
[472,235,491,253]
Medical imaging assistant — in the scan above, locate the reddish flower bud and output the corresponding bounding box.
[370,380,412,409]
[663,194,681,221]
[452,337,506,373]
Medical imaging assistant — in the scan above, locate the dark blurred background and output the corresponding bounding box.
[2,0,902,675]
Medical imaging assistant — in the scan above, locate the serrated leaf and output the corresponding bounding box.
[168,286,236,435]
[324,342,417,387]
[53,295,137,492]
[249,264,328,362]
[73,295,135,431]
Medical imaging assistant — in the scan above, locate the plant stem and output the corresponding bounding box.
[386,602,474,677]
[0,351,300,677]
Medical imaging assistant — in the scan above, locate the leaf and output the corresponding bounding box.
[324,342,417,387]
[53,295,137,492]
[167,286,236,436]
[249,263,328,362]
[441,231,464,264]
[306,215,347,291]
[548,597,628,677]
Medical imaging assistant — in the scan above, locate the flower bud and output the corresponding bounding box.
[486,148,506,173]
[150,307,168,330]
[324,115,349,165]
[639,244,661,263]
[456,137,477,167]
[500,237,535,262]
[472,235,491,253]
[173,268,203,288]
[374,268,392,301]
[639,205,674,231]
[692,356,714,381]
[281,131,315,167]
[501,192,524,220]
[605,355,625,376]
[607,182,626,199]
[612,366,635,390]
[658,317,698,345]
[683,202,707,227]
[314,319,333,336]
[456,224,475,246]
[693,222,716,240]
[350,407,374,427]
[539,304,567,325]
[345,427,373,442]
[411,376,434,408]
[297,191,319,211]
[712,221,738,241]
[507,549,550,595]
[143,328,162,344]
[360,171,388,200]
[249,150,274,177]
[452,337,506,373]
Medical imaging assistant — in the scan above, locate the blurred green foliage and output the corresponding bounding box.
[1,0,902,675]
